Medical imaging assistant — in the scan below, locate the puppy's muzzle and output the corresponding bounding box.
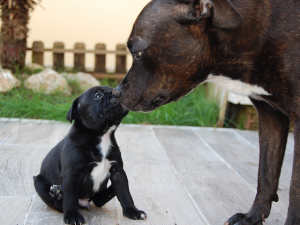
[100,93,127,118]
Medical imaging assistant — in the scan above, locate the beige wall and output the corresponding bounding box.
[25,0,151,71]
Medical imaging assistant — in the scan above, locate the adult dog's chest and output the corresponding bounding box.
[90,125,116,192]
[206,75,271,100]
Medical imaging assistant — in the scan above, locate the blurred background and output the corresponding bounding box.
[0,0,151,71]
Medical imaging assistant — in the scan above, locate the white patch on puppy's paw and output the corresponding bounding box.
[139,211,147,220]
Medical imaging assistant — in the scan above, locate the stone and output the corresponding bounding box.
[0,69,21,92]
[26,63,44,72]
[24,68,70,95]
[61,72,101,91]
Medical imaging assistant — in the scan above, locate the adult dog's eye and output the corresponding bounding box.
[133,51,142,59]
[94,93,102,99]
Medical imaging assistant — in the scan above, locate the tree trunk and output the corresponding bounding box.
[0,0,30,72]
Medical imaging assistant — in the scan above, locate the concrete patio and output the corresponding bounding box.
[0,118,294,225]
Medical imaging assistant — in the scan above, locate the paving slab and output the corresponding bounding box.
[0,120,292,225]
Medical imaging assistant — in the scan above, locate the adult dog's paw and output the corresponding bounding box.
[49,185,63,200]
[225,212,266,225]
[64,211,85,225]
[123,207,147,220]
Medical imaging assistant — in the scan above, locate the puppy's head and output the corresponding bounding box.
[66,86,128,131]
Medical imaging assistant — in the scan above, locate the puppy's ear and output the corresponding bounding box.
[66,98,80,123]
[176,0,242,29]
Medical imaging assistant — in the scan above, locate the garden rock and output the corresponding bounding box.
[24,68,70,95]
[61,72,100,91]
[0,69,21,92]
[26,63,44,72]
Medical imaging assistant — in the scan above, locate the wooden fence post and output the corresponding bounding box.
[32,41,44,66]
[53,42,65,71]
[74,42,85,71]
[94,43,106,73]
[115,44,127,73]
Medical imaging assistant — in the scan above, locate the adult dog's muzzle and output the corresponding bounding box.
[112,87,122,99]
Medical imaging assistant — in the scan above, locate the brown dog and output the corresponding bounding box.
[112,0,300,224]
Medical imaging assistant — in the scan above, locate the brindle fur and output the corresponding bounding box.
[114,0,300,224]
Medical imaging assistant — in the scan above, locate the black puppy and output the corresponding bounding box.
[33,86,147,224]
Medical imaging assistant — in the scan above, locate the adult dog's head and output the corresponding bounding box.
[67,86,128,131]
[113,0,266,112]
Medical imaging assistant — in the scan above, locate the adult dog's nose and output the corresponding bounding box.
[112,87,122,98]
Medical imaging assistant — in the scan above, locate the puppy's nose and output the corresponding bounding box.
[112,86,122,99]
[110,97,119,104]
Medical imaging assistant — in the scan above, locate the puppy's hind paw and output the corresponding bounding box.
[49,185,63,201]
[123,207,147,220]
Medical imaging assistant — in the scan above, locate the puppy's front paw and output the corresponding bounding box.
[64,211,85,225]
[123,207,147,220]
[49,185,63,200]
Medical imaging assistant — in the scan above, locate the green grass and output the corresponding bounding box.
[0,77,219,127]
[0,87,75,121]
[122,86,219,126]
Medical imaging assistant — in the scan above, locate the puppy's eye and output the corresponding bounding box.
[94,93,102,99]
[133,51,142,59]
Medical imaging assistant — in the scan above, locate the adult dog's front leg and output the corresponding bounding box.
[62,175,85,225]
[226,100,290,225]
[110,166,147,220]
[285,121,300,225]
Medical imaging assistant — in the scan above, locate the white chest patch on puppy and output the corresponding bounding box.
[91,125,116,192]
[90,159,113,192]
[97,125,116,157]
[206,75,271,98]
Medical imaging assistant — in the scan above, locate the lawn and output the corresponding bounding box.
[0,77,219,127]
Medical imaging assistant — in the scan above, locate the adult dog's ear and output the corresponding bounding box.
[201,0,242,29]
[177,0,242,29]
[66,98,80,123]
[176,0,202,23]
